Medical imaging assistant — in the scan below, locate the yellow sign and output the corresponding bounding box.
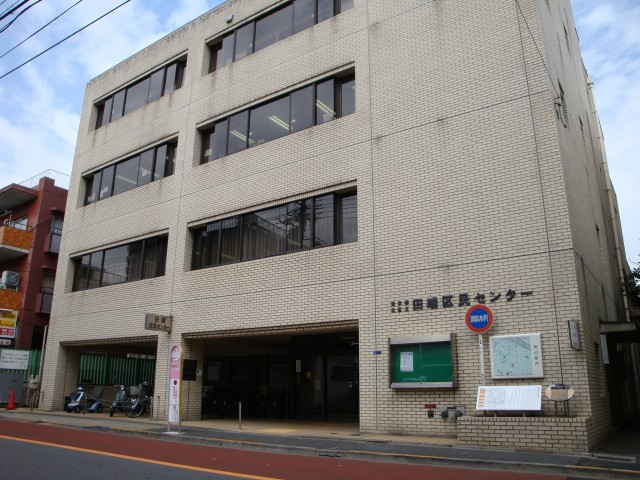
[0,310,18,338]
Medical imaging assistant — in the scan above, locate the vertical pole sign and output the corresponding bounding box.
[167,345,182,433]
[465,305,494,386]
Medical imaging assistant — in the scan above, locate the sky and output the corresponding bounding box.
[0,0,638,261]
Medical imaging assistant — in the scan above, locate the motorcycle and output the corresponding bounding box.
[109,385,127,417]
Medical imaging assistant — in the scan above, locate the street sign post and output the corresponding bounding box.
[465,305,494,386]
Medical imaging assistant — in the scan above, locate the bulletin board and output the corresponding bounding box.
[389,334,456,388]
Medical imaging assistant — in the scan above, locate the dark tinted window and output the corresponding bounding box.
[138,149,155,186]
[215,36,235,71]
[154,145,168,181]
[316,78,336,125]
[202,121,228,164]
[339,193,357,243]
[164,63,177,96]
[317,0,334,22]
[340,0,354,13]
[99,165,115,200]
[148,69,165,103]
[314,194,334,247]
[249,96,290,146]
[111,90,126,121]
[340,76,355,117]
[88,251,103,289]
[192,191,356,270]
[290,85,314,133]
[235,23,255,61]
[113,155,140,195]
[255,4,293,52]
[228,111,250,154]
[73,236,167,291]
[86,170,102,205]
[220,218,242,265]
[102,245,129,286]
[293,0,316,33]
[124,77,150,115]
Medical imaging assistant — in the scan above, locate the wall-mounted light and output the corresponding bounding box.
[226,14,233,24]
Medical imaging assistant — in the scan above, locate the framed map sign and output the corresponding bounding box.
[489,333,543,379]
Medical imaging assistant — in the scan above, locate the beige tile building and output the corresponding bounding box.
[40,0,637,452]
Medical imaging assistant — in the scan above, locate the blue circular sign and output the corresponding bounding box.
[465,305,493,333]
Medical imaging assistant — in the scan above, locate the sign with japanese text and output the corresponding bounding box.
[145,313,172,333]
[168,346,182,423]
[465,305,493,333]
[390,288,533,314]
[476,385,542,410]
[490,333,543,379]
[0,310,18,339]
[0,349,29,370]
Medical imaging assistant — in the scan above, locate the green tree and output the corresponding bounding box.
[623,256,640,314]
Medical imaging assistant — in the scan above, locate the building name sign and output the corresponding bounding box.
[144,314,172,333]
[390,289,533,313]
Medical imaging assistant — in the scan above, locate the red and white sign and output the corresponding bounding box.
[168,346,182,423]
[465,305,494,333]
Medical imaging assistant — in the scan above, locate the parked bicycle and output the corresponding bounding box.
[123,382,153,418]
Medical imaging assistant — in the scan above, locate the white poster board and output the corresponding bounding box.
[476,385,542,410]
[489,333,543,379]
[0,349,29,370]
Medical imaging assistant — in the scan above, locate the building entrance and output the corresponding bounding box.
[202,331,358,422]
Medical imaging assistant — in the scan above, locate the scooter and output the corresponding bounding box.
[66,386,104,413]
[109,385,126,417]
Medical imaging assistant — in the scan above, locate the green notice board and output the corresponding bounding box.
[389,334,455,388]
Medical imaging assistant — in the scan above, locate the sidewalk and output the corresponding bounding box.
[1,408,639,479]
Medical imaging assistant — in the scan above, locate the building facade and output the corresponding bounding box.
[0,172,68,350]
[41,0,635,452]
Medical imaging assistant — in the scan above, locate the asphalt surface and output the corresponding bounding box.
[1,408,639,479]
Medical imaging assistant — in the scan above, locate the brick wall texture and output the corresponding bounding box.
[39,0,627,453]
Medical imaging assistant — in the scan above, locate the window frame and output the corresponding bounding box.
[191,188,357,270]
[199,72,355,164]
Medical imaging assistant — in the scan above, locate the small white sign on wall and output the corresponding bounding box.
[0,349,29,370]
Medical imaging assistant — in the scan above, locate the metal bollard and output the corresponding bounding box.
[238,401,242,430]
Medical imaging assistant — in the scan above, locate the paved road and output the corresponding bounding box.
[0,418,566,480]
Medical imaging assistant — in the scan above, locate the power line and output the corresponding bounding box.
[0,0,85,60]
[0,0,134,80]
[0,0,42,34]
[0,0,32,23]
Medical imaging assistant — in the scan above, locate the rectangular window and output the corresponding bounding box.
[84,141,176,204]
[192,189,356,270]
[212,35,235,71]
[249,96,291,146]
[234,23,255,61]
[293,0,316,34]
[199,72,354,161]
[316,78,336,125]
[49,214,63,253]
[102,245,130,286]
[317,0,334,22]
[255,4,293,52]
[138,149,155,186]
[124,77,151,115]
[85,170,102,205]
[208,0,353,72]
[111,90,126,122]
[99,165,115,200]
[88,251,104,289]
[314,194,334,247]
[113,155,140,196]
[147,69,165,103]
[228,111,250,154]
[95,60,186,128]
[72,236,167,291]
[290,85,314,133]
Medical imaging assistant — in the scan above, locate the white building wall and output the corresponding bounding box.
[41,0,626,451]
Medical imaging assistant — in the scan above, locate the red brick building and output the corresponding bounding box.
[0,172,68,349]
